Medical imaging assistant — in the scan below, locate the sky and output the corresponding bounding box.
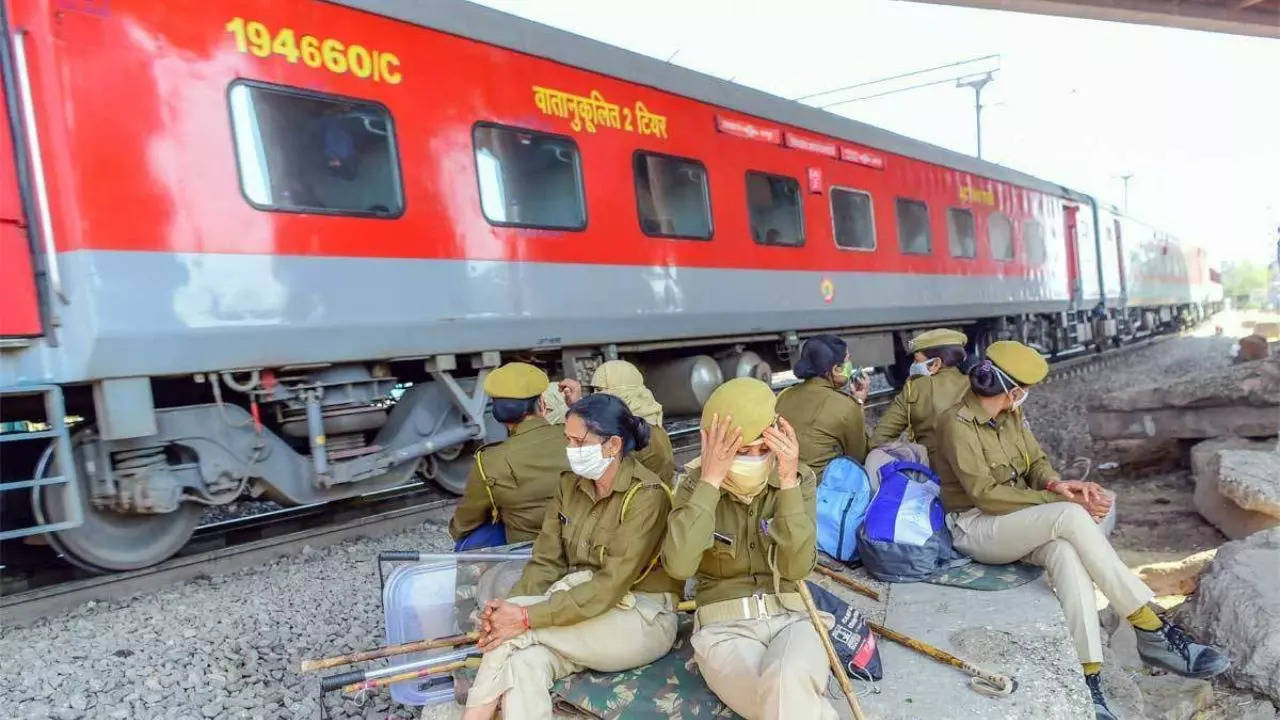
[472,0,1279,266]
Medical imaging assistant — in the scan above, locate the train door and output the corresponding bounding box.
[1064,205,1081,306]
[0,53,41,337]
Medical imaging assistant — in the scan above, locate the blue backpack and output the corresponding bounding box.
[857,460,965,582]
[816,457,873,563]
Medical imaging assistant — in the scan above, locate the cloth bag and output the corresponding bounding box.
[857,460,966,582]
[816,456,873,563]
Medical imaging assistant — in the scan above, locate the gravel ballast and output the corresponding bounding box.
[1,332,1242,720]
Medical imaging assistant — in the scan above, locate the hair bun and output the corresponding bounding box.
[629,414,652,452]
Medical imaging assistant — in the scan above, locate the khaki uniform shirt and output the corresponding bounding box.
[869,367,971,462]
[509,456,681,628]
[662,463,818,606]
[934,392,1063,515]
[635,424,676,486]
[449,416,569,543]
[775,377,868,476]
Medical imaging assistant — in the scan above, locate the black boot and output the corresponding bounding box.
[1134,621,1231,679]
[1085,672,1117,720]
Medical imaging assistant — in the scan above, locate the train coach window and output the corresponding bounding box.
[473,123,586,230]
[830,188,875,250]
[1024,219,1046,265]
[634,152,712,239]
[895,198,931,254]
[989,212,1015,260]
[746,171,804,247]
[228,81,402,217]
[947,208,976,258]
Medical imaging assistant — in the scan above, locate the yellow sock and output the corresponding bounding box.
[1082,662,1103,676]
[1127,605,1162,631]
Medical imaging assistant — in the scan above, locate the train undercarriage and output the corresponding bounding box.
[0,302,1218,572]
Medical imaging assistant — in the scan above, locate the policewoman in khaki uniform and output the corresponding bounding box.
[869,328,971,461]
[774,334,869,478]
[449,363,570,546]
[934,341,1229,720]
[462,393,681,720]
[560,360,676,485]
[663,378,836,720]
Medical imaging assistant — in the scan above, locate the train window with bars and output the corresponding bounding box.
[947,208,976,258]
[1024,219,1046,265]
[633,151,712,239]
[228,81,403,217]
[830,188,875,250]
[895,198,931,254]
[746,171,804,247]
[472,123,586,230]
[989,212,1015,261]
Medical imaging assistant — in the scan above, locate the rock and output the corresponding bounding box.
[1217,450,1280,517]
[1135,549,1217,596]
[1192,440,1280,540]
[1134,673,1214,720]
[1175,528,1280,704]
[1196,684,1279,720]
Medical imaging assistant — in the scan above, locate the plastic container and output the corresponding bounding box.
[381,560,463,706]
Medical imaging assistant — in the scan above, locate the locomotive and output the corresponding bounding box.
[0,0,1221,571]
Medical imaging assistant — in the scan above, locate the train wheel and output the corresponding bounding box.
[424,442,474,495]
[34,444,203,572]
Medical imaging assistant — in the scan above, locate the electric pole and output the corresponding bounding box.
[956,73,994,160]
[1117,173,1134,211]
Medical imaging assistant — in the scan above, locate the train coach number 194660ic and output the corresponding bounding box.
[224,17,402,84]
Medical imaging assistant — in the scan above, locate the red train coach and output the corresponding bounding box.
[0,0,1211,570]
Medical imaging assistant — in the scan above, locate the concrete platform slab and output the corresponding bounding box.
[852,578,1091,720]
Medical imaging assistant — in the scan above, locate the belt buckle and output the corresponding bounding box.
[752,592,770,619]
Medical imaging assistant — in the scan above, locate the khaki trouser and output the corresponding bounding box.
[465,571,678,720]
[691,610,838,720]
[948,502,1154,664]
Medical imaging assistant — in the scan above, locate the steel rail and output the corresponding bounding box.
[2,494,457,627]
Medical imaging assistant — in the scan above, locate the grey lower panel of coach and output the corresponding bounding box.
[3,251,1069,384]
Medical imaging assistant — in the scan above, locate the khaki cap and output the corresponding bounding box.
[910,328,968,352]
[986,341,1049,385]
[483,362,549,399]
[701,377,776,444]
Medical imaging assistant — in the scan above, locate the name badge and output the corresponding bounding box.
[712,531,735,547]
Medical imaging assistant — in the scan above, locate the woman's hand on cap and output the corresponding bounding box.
[763,416,800,489]
[559,378,583,405]
[700,413,742,489]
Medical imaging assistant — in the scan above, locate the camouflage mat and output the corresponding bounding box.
[550,616,740,720]
[925,561,1043,590]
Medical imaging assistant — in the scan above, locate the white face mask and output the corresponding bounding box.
[907,359,934,377]
[1010,388,1029,411]
[724,451,774,503]
[566,443,613,480]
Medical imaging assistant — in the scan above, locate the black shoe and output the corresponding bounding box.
[1134,621,1231,679]
[1085,672,1117,720]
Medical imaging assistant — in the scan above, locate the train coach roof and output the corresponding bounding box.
[329,0,1094,205]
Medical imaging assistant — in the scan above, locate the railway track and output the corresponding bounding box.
[669,333,1173,455]
[3,333,1173,626]
[1,486,455,626]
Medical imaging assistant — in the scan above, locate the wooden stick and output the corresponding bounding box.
[342,657,482,694]
[812,565,881,601]
[797,581,870,720]
[300,632,478,672]
[868,622,1015,696]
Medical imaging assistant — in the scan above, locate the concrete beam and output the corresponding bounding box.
[1087,405,1279,440]
[921,0,1280,39]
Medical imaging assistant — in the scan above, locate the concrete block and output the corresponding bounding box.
[1135,548,1217,596]
[1086,405,1277,441]
[1192,440,1280,540]
[1217,449,1280,517]
[855,579,1091,719]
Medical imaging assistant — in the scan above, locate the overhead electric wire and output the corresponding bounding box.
[791,54,999,102]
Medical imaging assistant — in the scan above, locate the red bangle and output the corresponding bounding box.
[521,607,530,630]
